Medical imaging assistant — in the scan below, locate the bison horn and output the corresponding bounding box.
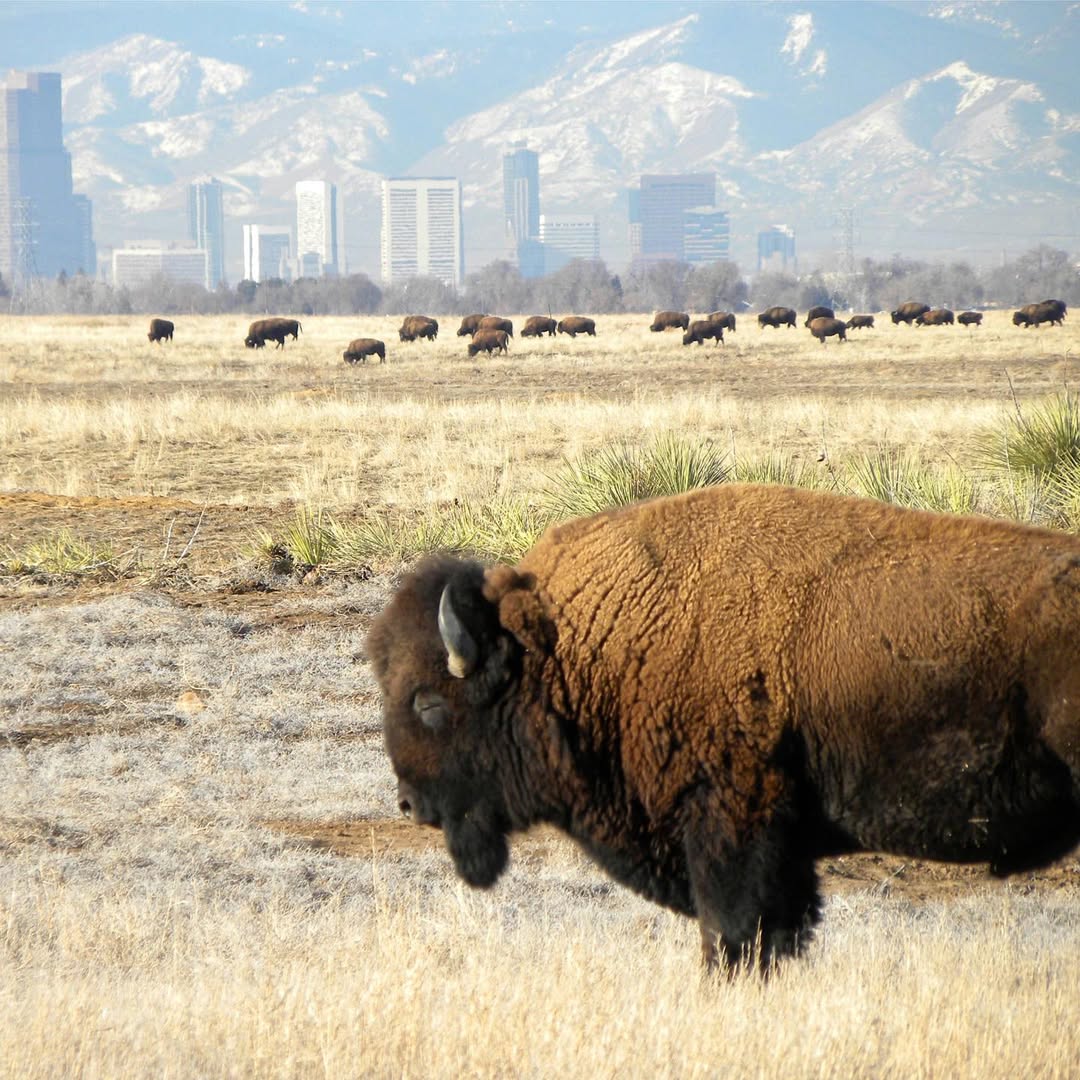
[438,584,478,678]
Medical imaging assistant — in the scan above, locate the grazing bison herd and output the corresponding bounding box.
[143,297,1068,364]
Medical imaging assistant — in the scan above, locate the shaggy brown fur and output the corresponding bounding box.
[342,337,385,364]
[708,312,736,332]
[757,306,796,329]
[845,314,875,330]
[891,301,930,325]
[367,485,1080,973]
[650,311,690,332]
[916,308,955,326]
[804,305,834,326]
[1013,301,1066,328]
[957,311,983,327]
[477,316,514,338]
[682,319,724,346]
[245,317,302,349]
[521,316,557,338]
[808,316,846,343]
[147,317,174,343]
[467,329,509,357]
[557,316,596,337]
[457,314,488,337]
[398,315,439,342]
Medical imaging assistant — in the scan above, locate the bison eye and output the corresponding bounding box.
[412,690,449,731]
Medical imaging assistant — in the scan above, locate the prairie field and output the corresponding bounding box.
[3,310,1080,1078]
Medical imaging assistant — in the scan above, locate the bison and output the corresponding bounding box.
[1013,301,1065,328]
[467,329,509,357]
[891,302,930,325]
[557,316,596,337]
[957,311,983,327]
[804,305,834,326]
[342,338,386,364]
[245,317,302,349]
[477,316,513,338]
[457,314,488,337]
[147,317,174,344]
[399,315,439,342]
[916,308,955,327]
[520,316,557,338]
[650,311,690,332]
[845,314,875,330]
[808,316,846,344]
[367,484,1080,973]
[757,306,796,329]
[708,312,736,332]
[682,319,724,347]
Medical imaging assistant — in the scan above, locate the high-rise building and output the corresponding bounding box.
[757,224,796,272]
[295,180,338,277]
[538,214,600,273]
[188,177,225,289]
[241,224,292,283]
[683,207,730,264]
[111,246,208,289]
[503,143,540,275]
[72,194,96,276]
[0,70,90,283]
[637,173,716,264]
[380,177,464,288]
[627,188,642,261]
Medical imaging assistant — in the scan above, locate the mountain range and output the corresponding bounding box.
[9,0,1079,278]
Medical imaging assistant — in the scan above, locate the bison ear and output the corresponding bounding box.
[438,583,479,678]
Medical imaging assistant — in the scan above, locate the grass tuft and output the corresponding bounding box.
[974,392,1080,478]
[846,446,979,515]
[2,530,135,580]
[732,452,828,490]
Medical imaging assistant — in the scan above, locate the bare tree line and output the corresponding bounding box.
[1,245,1076,317]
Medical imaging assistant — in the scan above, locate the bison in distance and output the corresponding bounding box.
[457,314,488,337]
[520,316,557,338]
[808,316,847,344]
[1013,300,1066,328]
[342,338,385,364]
[147,317,174,343]
[467,329,510,357]
[891,302,930,325]
[650,311,690,332]
[557,316,596,337]
[399,315,439,342]
[758,306,796,329]
[682,319,724,347]
[804,306,834,326]
[477,316,514,338]
[845,315,875,330]
[916,308,955,326]
[245,317,302,349]
[957,311,983,327]
[368,484,1080,974]
[708,312,736,332]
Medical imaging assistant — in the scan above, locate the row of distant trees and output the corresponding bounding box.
[1,245,1077,317]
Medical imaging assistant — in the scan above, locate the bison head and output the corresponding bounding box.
[244,336,257,348]
[366,556,529,888]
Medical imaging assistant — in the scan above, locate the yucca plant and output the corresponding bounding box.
[279,506,338,569]
[974,392,1080,478]
[846,446,979,515]
[732,452,826,490]
[5,530,131,579]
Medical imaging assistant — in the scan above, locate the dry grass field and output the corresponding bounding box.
[3,311,1080,1077]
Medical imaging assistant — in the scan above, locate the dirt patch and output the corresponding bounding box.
[266,817,1080,901]
[1,714,189,748]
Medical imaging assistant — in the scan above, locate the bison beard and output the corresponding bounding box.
[445,802,511,888]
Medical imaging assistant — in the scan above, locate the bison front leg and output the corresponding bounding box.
[684,787,820,974]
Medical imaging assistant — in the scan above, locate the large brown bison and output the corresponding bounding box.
[682,319,724,347]
[757,306,796,329]
[804,305,834,326]
[457,314,488,337]
[147,317,174,343]
[808,316,846,344]
[557,316,596,337]
[957,311,983,327]
[650,311,690,332]
[916,308,955,326]
[891,302,930,325]
[520,316,557,338]
[477,316,513,338]
[467,329,509,357]
[1013,301,1066,328]
[367,484,1080,973]
[708,312,736,332]
[845,314,875,330]
[399,315,439,342]
[245,317,302,349]
[342,338,385,364]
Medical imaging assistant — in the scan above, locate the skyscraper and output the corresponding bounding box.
[188,177,225,289]
[295,180,338,278]
[683,207,730,264]
[538,213,600,273]
[637,174,716,264]
[502,143,542,278]
[0,70,90,283]
[380,177,464,288]
[241,224,292,283]
[757,224,796,272]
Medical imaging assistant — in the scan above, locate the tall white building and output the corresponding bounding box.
[538,213,599,273]
[380,177,463,288]
[111,246,207,289]
[295,180,338,277]
[188,177,225,288]
[241,224,292,283]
